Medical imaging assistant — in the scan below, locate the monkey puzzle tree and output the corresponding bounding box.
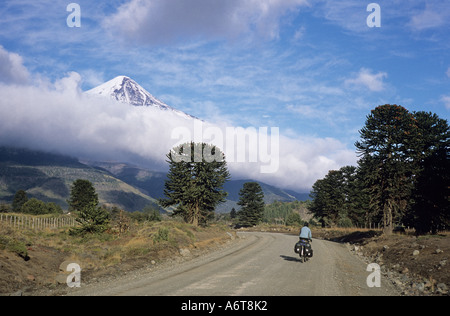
[408,111,450,234]
[67,179,99,213]
[355,104,419,234]
[237,182,265,227]
[68,179,109,235]
[160,142,230,226]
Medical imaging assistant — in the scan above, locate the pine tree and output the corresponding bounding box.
[237,182,265,227]
[160,142,230,226]
[230,208,237,219]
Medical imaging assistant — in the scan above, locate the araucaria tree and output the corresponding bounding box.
[67,179,99,213]
[68,179,109,235]
[309,105,449,235]
[160,142,230,227]
[355,105,418,234]
[408,112,450,234]
[237,182,265,227]
[309,166,364,228]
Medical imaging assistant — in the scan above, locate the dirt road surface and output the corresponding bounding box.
[68,232,399,296]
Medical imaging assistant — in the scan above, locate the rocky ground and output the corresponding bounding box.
[314,229,449,296]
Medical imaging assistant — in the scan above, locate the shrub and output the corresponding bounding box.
[153,227,169,243]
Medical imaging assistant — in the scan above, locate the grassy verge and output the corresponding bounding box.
[0,219,234,295]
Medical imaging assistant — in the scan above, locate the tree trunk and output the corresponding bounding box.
[383,202,393,235]
[190,203,200,227]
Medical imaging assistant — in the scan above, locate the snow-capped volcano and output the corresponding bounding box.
[86,76,196,119]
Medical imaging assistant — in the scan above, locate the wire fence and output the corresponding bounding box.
[0,214,77,230]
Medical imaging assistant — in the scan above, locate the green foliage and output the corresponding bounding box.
[356,104,418,233]
[285,212,302,226]
[0,236,29,260]
[0,203,10,213]
[21,198,47,215]
[12,190,28,213]
[310,105,449,234]
[67,179,99,213]
[153,227,169,243]
[309,166,365,227]
[230,208,237,219]
[19,197,63,215]
[263,200,309,225]
[129,205,162,222]
[237,182,265,227]
[69,180,109,235]
[45,202,63,214]
[70,201,110,235]
[160,142,230,227]
[408,112,450,234]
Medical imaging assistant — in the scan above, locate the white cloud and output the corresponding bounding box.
[0,46,30,84]
[345,68,388,92]
[408,2,450,31]
[314,0,365,33]
[103,0,309,44]
[293,26,306,41]
[442,96,450,110]
[410,10,444,31]
[0,71,356,192]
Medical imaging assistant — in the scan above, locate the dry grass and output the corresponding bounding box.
[0,218,234,294]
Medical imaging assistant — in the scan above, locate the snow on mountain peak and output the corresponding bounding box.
[86,76,197,120]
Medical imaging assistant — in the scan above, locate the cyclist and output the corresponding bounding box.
[299,222,312,242]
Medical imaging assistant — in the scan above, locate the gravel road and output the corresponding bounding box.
[68,232,399,296]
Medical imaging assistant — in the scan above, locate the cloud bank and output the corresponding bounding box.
[0,68,356,192]
[0,45,30,85]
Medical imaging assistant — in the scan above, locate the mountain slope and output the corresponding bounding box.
[0,147,161,212]
[85,76,197,120]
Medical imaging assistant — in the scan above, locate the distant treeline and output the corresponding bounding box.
[263,200,311,226]
[309,105,449,235]
[1,190,64,215]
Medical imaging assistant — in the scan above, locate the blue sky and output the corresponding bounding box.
[0,0,449,191]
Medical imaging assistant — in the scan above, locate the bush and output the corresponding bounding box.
[21,198,47,215]
[153,227,169,243]
[21,198,63,215]
[337,216,353,228]
[0,236,29,260]
[285,212,302,226]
